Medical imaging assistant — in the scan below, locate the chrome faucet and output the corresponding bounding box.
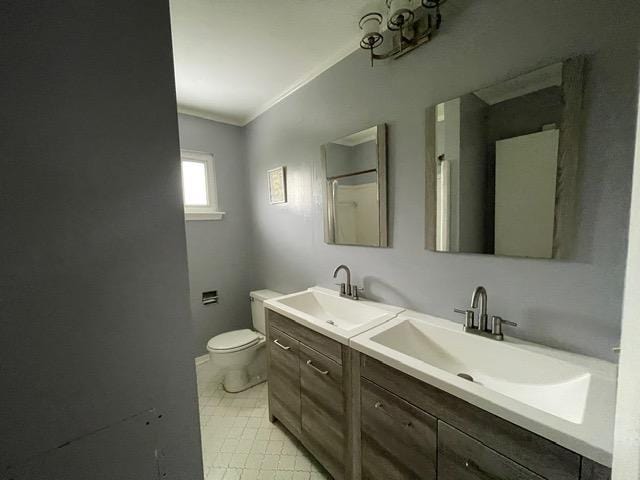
[454,286,517,341]
[471,286,488,331]
[332,264,360,300]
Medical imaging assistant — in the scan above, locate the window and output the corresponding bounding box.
[181,150,224,221]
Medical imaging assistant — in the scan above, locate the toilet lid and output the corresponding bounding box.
[207,329,260,352]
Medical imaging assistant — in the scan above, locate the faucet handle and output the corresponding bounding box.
[491,315,517,337]
[454,308,475,329]
[334,283,346,295]
[351,285,363,300]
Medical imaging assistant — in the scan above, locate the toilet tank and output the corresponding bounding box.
[250,289,282,335]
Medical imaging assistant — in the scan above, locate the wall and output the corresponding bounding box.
[245,0,640,361]
[0,2,202,478]
[458,93,488,253]
[178,114,253,356]
[612,73,640,480]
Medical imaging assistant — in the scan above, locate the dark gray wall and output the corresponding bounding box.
[178,114,253,356]
[245,0,640,361]
[458,93,488,253]
[1,2,203,478]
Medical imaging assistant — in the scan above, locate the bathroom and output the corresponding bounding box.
[2,1,639,479]
[171,0,640,479]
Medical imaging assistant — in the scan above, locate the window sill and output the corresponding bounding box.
[185,211,226,221]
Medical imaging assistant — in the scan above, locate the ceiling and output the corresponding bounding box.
[170,0,377,126]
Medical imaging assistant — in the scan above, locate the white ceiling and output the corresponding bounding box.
[170,0,378,126]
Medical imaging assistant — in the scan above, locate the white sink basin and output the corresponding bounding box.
[264,287,403,344]
[370,318,591,423]
[350,311,617,466]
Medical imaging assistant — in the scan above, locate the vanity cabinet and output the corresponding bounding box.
[266,307,612,480]
[357,354,611,480]
[266,309,352,480]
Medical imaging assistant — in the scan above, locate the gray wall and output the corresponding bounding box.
[245,0,640,361]
[1,2,202,478]
[458,93,488,253]
[178,114,253,356]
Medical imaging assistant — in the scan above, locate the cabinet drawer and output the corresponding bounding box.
[267,309,342,364]
[438,421,544,480]
[267,325,301,435]
[361,378,437,480]
[299,343,345,480]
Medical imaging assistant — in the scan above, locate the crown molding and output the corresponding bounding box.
[176,105,246,127]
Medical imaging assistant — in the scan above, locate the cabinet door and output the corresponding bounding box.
[267,325,301,435]
[361,378,437,480]
[438,421,545,480]
[299,343,345,480]
[580,459,611,480]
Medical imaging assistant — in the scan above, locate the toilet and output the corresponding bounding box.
[207,289,282,393]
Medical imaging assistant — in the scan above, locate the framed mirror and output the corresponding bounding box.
[322,124,388,247]
[425,57,585,259]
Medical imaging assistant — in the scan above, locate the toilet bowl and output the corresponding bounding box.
[207,289,282,393]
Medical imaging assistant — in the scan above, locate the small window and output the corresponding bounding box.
[180,150,224,221]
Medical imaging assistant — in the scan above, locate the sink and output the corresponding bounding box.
[369,318,591,423]
[264,287,402,344]
[350,311,618,465]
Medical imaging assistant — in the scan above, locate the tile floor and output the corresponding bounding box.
[198,378,331,480]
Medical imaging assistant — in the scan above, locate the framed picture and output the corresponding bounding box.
[268,166,287,204]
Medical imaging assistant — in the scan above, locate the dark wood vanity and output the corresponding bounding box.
[266,309,612,480]
[266,310,354,479]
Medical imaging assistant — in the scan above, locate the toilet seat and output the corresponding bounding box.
[207,329,261,353]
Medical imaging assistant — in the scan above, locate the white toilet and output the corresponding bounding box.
[207,289,282,393]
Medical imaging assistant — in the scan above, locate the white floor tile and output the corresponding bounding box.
[261,454,280,470]
[244,453,265,470]
[277,455,296,471]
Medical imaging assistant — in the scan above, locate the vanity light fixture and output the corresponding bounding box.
[359,0,446,66]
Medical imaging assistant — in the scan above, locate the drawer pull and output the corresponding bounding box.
[373,402,413,428]
[306,360,329,375]
[273,339,291,350]
[464,459,501,480]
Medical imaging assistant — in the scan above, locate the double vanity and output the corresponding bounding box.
[264,285,616,480]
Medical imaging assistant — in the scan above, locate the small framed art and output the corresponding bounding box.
[268,166,287,204]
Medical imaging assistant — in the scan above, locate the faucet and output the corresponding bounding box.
[332,264,360,300]
[454,286,517,341]
[471,286,488,331]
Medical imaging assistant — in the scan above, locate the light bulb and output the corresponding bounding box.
[386,0,414,30]
[359,12,383,50]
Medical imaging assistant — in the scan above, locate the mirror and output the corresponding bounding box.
[322,124,388,247]
[425,57,584,259]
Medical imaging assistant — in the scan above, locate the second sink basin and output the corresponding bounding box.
[264,287,402,344]
[350,311,617,465]
[369,318,591,423]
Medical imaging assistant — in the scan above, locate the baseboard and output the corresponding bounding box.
[195,354,209,366]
